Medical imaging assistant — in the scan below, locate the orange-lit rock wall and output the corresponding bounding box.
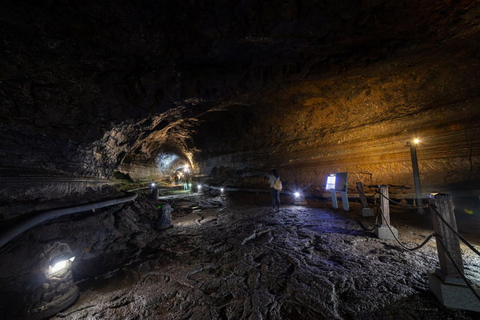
[196,39,480,196]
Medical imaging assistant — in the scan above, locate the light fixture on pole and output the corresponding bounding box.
[407,138,424,214]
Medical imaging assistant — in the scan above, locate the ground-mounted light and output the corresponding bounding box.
[49,253,75,276]
[16,242,79,320]
[293,190,307,205]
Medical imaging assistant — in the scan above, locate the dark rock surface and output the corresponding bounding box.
[2,193,477,319]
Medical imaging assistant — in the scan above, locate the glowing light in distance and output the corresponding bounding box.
[150,182,156,187]
[220,188,224,192]
[198,185,202,190]
[294,192,300,198]
[413,138,420,144]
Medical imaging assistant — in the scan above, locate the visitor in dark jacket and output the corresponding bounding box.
[265,169,281,212]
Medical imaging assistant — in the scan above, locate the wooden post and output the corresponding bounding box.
[375,185,398,240]
[379,185,390,225]
[356,182,368,208]
[429,193,464,280]
[427,192,480,312]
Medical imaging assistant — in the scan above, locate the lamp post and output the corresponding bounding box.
[408,139,424,214]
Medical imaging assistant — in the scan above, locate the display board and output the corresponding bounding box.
[325,172,348,192]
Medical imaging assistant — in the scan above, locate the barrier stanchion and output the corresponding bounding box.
[428,193,480,312]
[375,185,398,240]
[357,182,374,217]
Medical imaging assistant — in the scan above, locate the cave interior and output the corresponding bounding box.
[1,1,480,319]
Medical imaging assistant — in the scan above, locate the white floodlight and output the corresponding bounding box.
[220,187,224,192]
[150,182,156,188]
[49,254,75,275]
[294,192,300,198]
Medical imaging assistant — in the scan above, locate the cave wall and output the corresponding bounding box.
[1,0,480,202]
[194,37,480,196]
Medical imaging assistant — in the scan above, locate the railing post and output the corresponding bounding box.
[429,193,463,279]
[428,193,480,311]
[357,182,374,217]
[379,185,390,225]
[374,185,398,240]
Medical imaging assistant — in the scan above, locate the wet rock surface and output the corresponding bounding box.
[36,193,479,320]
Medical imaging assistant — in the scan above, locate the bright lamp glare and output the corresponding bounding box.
[51,260,68,273]
[294,192,300,198]
[150,182,156,187]
[220,188,224,192]
[49,256,74,274]
[413,138,420,144]
[198,185,202,190]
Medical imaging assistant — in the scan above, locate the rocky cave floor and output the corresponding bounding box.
[41,191,480,320]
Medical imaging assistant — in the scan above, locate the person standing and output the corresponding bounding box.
[266,169,281,212]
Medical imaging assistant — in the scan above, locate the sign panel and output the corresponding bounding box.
[326,174,336,190]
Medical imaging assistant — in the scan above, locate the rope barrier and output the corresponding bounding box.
[436,235,480,303]
[372,189,479,257]
[377,204,435,251]
[429,204,480,258]
[357,185,480,303]
[377,190,423,209]
[355,187,378,204]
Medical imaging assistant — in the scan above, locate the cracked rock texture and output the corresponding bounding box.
[2,193,476,319]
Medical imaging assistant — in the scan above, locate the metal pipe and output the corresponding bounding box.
[0,193,138,249]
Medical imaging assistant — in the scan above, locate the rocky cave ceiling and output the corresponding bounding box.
[1,0,480,203]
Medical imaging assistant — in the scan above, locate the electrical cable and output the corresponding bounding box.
[435,235,480,303]
[429,204,480,258]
